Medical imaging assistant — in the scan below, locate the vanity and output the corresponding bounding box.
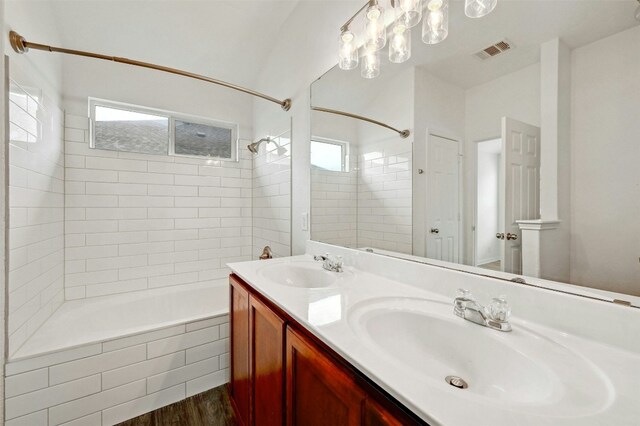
[228,242,640,426]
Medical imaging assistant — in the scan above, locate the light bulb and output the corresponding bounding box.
[364,2,386,51]
[464,0,497,18]
[395,0,422,28]
[389,24,411,63]
[338,30,358,70]
[422,0,448,44]
[361,48,380,79]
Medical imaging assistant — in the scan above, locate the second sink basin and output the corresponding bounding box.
[348,297,613,417]
[258,261,350,288]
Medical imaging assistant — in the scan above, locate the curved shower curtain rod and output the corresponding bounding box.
[8,31,292,111]
[312,106,410,139]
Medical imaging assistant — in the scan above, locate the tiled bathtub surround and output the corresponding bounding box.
[4,315,230,426]
[8,80,65,355]
[251,132,291,258]
[357,139,412,254]
[63,113,253,299]
[310,158,358,248]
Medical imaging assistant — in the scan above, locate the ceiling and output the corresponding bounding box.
[314,0,639,108]
[45,0,301,87]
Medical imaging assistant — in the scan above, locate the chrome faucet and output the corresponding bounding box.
[313,253,344,273]
[453,289,512,332]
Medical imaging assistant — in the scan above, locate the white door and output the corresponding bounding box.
[426,135,460,263]
[500,117,540,274]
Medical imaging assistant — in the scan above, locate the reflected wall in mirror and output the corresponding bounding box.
[310,1,640,303]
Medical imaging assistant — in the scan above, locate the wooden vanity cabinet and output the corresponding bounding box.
[249,293,285,426]
[230,277,251,426]
[229,274,425,426]
[286,327,365,425]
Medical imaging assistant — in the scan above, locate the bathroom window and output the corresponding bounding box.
[89,98,238,160]
[311,137,348,172]
[172,119,236,160]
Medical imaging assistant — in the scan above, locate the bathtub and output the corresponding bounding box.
[5,282,230,426]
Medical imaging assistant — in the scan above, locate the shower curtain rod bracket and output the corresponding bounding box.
[8,31,292,111]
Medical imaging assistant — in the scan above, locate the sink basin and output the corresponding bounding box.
[348,297,613,417]
[258,261,349,288]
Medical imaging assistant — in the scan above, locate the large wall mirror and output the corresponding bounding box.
[310,1,640,305]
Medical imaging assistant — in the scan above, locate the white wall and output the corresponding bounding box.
[476,149,500,265]
[6,0,65,358]
[570,25,640,295]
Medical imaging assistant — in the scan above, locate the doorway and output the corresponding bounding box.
[475,138,502,270]
[425,133,461,263]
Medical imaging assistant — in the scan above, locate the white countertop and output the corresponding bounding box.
[228,250,640,426]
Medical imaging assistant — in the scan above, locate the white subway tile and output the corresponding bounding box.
[5,368,49,398]
[6,343,102,376]
[102,352,185,390]
[186,368,228,397]
[118,171,173,185]
[101,383,185,426]
[5,410,47,426]
[49,345,146,385]
[84,279,148,298]
[185,316,228,332]
[85,157,147,172]
[186,339,227,364]
[49,379,146,425]
[58,412,101,426]
[147,327,220,359]
[146,356,218,393]
[6,374,101,420]
[103,324,185,352]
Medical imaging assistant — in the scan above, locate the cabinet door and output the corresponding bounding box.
[250,295,285,426]
[286,327,365,426]
[363,397,413,426]
[230,278,250,426]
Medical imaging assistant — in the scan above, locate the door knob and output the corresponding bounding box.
[496,233,505,240]
[430,228,440,234]
[506,233,518,241]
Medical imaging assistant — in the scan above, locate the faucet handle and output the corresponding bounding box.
[489,296,511,322]
[456,288,474,300]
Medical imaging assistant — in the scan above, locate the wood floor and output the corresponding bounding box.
[479,260,501,271]
[116,385,238,426]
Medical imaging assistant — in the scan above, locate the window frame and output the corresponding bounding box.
[88,97,239,162]
[310,136,350,173]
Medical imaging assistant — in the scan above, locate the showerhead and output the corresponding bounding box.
[247,137,288,156]
[247,141,260,153]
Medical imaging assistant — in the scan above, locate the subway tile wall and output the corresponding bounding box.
[63,113,253,300]
[310,147,358,248]
[8,80,65,356]
[252,132,291,258]
[4,315,229,426]
[358,140,412,254]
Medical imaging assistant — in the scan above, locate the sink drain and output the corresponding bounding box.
[445,376,468,389]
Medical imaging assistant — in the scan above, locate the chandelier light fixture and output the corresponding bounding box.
[464,0,497,18]
[422,0,448,45]
[338,0,498,76]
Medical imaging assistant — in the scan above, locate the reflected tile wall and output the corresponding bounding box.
[357,140,412,254]
[310,147,358,248]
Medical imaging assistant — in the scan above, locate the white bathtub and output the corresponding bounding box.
[5,282,230,426]
[12,282,229,360]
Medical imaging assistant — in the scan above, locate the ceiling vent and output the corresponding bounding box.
[474,40,513,60]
